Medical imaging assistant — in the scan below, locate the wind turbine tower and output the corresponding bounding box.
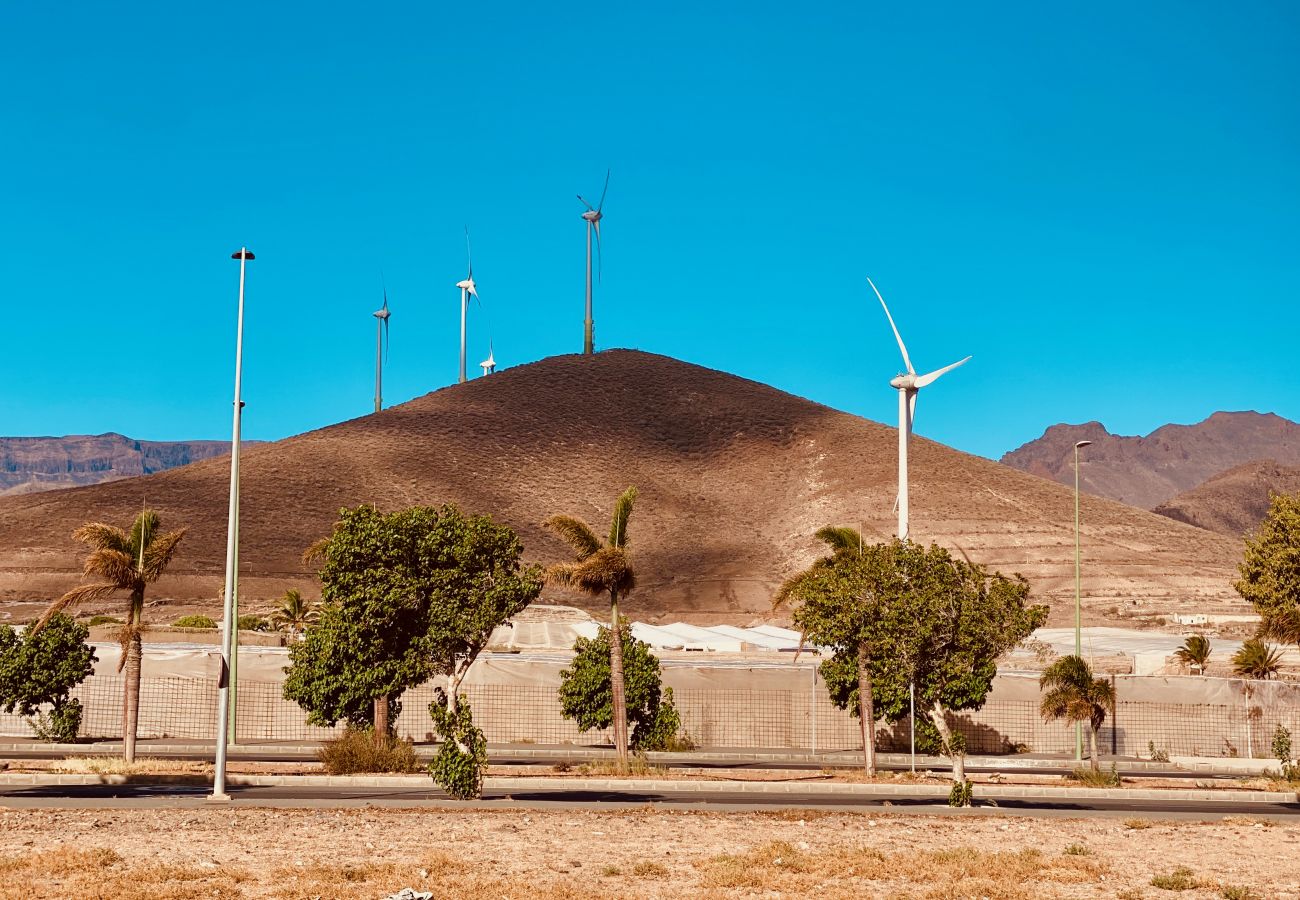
[869,277,971,542]
[577,170,608,355]
[456,228,477,384]
[372,289,390,413]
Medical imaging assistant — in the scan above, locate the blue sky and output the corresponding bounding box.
[2,1,1296,459]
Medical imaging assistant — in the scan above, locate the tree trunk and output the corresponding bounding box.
[856,640,875,776]
[609,590,629,770]
[446,671,470,754]
[123,590,144,764]
[1089,724,1100,771]
[373,694,389,747]
[928,701,967,786]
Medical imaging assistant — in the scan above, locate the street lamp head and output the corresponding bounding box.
[1075,440,1093,449]
[231,249,256,261]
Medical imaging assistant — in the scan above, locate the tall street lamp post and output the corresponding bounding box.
[210,247,253,802]
[1073,438,1092,763]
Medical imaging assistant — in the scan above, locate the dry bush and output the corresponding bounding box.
[317,726,419,774]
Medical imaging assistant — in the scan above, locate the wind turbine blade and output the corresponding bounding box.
[867,277,914,375]
[594,218,602,282]
[464,226,473,279]
[597,168,609,212]
[577,194,594,211]
[383,316,390,363]
[914,356,971,388]
[907,391,917,431]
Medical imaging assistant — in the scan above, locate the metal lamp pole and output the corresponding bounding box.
[211,247,253,802]
[1073,438,1092,764]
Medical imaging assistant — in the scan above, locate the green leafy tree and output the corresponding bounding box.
[270,589,318,636]
[1174,634,1212,674]
[36,510,186,763]
[782,531,1044,787]
[284,504,541,797]
[1232,638,1283,680]
[1235,492,1300,644]
[1039,655,1116,771]
[559,620,682,751]
[0,614,97,742]
[546,486,638,770]
[420,508,543,798]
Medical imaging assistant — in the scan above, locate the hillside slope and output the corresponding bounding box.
[1152,460,1300,537]
[0,351,1242,621]
[1001,412,1300,509]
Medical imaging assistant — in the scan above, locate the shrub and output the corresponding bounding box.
[559,622,688,751]
[947,780,973,807]
[86,615,121,627]
[237,614,269,632]
[1150,867,1200,891]
[1069,765,1121,787]
[0,614,96,742]
[1222,886,1261,900]
[317,725,418,774]
[172,615,217,629]
[428,689,487,800]
[1063,843,1091,856]
[1147,740,1170,763]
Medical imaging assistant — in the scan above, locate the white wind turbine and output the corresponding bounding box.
[372,286,390,413]
[455,227,478,384]
[869,276,971,542]
[577,169,608,355]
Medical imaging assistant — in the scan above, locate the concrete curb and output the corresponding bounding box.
[0,743,1278,776]
[0,772,1296,804]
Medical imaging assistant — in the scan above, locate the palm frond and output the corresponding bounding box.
[34,582,120,632]
[82,548,137,588]
[544,561,584,589]
[1261,609,1300,646]
[546,515,602,560]
[128,509,162,559]
[71,523,131,553]
[608,486,638,549]
[813,525,864,556]
[301,538,330,567]
[545,547,635,598]
[141,528,187,582]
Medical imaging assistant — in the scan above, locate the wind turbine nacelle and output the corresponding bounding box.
[456,279,475,292]
[581,210,602,223]
[890,374,919,390]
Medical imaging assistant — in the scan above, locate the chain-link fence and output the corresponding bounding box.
[3,672,1298,760]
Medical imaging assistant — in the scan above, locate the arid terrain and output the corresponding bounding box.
[0,351,1245,625]
[0,433,237,497]
[0,806,1292,899]
[1003,412,1300,511]
[1154,461,1300,538]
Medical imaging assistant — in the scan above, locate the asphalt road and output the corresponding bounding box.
[2,782,1297,821]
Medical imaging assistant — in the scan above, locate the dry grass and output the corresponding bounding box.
[50,757,209,776]
[695,841,1109,897]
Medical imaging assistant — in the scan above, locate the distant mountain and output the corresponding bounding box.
[1152,460,1300,537]
[1000,412,1300,509]
[0,433,237,497]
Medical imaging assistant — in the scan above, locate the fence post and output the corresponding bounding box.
[1111,674,1118,757]
[810,666,817,755]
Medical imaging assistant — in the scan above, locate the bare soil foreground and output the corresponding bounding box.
[0,807,1294,899]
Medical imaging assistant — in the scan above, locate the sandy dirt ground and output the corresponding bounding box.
[0,806,1295,899]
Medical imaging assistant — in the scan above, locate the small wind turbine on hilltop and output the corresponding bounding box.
[869,276,971,542]
[577,170,609,355]
[456,227,478,384]
[372,285,391,413]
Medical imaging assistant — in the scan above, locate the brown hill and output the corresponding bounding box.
[1001,412,1300,509]
[0,433,238,497]
[1152,460,1300,537]
[0,351,1244,623]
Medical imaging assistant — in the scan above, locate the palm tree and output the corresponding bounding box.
[546,487,638,769]
[1232,638,1283,680]
[270,589,318,637]
[1174,634,1212,674]
[1039,655,1116,771]
[37,510,186,763]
